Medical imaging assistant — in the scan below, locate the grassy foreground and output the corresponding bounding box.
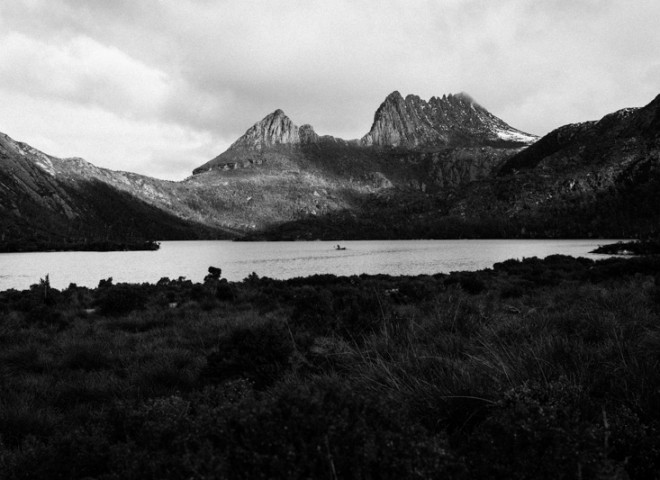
[1,256,660,479]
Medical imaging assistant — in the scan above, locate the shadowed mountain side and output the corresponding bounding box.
[499,93,660,176]
[450,153,660,238]
[186,140,522,234]
[247,160,660,241]
[456,92,660,238]
[199,140,518,188]
[0,178,232,250]
[0,134,238,247]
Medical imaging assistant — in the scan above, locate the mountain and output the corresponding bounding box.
[498,96,659,175]
[361,91,537,148]
[224,108,322,150]
[249,93,660,240]
[471,93,660,237]
[8,90,659,245]
[0,132,239,250]
[412,93,660,238]
[184,91,535,242]
[0,90,540,246]
[194,91,534,174]
[193,109,343,174]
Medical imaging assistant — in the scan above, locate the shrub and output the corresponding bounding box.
[203,321,293,389]
[462,381,627,479]
[204,266,222,283]
[215,279,236,301]
[445,273,487,295]
[24,305,64,327]
[290,286,334,332]
[95,285,148,316]
[396,278,439,303]
[213,379,463,479]
[59,343,116,371]
[334,288,384,338]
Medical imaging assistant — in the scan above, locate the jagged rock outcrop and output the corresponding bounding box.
[299,124,320,144]
[194,90,536,174]
[361,91,537,148]
[194,110,328,173]
[229,109,303,150]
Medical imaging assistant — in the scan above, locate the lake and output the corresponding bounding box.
[0,239,619,291]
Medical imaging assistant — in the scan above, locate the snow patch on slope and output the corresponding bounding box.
[494,127,538,144]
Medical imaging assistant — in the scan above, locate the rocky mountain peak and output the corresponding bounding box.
[194,90,538,174]
[193,109,326,173]
[384,90,404,102]
[228,109,302,151]
[361,91,537,148]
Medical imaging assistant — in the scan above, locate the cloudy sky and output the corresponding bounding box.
[0,0,658,180]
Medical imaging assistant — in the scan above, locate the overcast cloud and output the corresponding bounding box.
[0,0,658,180]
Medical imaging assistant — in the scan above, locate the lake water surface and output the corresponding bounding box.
[0,239,619,291]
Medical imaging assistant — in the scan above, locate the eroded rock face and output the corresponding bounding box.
[194,111,328,173]
[195,90,537,174]
[361,91,537,148]
[299,124,320,144]
[229,109,303,150]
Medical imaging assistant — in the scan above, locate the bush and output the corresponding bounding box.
[25,305,64,327]
[215,279,236,301]
[445,273,487,295]
[290,286,334,332]
[333,287,384,338]
[95,285,148,316]
[203,321,294,388]
[396,278,439,303]
[462,381,628,479]
[212,379,463,479]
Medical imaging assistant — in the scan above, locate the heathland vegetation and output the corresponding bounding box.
[1,256,660,478]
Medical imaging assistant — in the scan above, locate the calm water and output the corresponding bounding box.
[0,239,618,291]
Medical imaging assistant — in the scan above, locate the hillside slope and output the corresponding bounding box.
[0,133,232,248]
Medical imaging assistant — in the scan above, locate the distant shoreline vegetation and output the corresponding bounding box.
[591,239,660,255]
[0,239,160,253]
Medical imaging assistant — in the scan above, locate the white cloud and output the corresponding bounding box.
[0,32,172,120]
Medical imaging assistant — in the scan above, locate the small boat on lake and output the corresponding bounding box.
[335,244,346,251]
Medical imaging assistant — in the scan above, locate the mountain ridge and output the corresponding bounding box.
[361,91,537,148]
[2,90,659,246]
[194,91,535,174]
